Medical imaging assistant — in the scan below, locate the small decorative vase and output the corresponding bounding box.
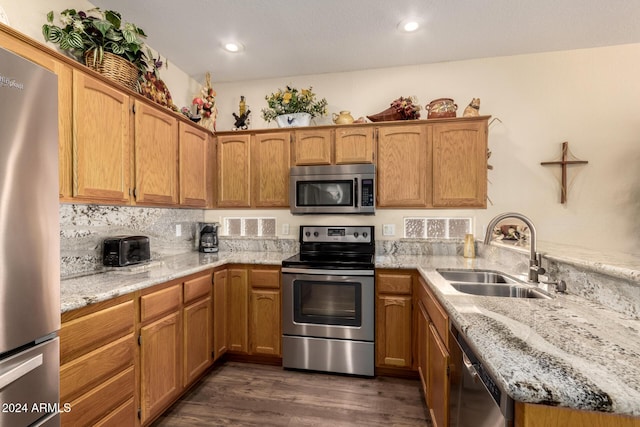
[275,112,312,128]
[332,110,355,125]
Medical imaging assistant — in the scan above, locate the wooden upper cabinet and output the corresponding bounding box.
[335,127,375,164]
[72,71,131,203]
[252,132,291,207]
[432,120,487,208]
[217,134,251,207]
[133,100,179,205]
[179,122,209,207]
[376,125,430,207]
[293,129,333,165]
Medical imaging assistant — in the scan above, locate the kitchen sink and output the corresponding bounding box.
[449,283,551,299]
[436,269,518,284]
[436,269,552,299]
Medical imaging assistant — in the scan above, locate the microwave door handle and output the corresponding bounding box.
[354,178,358,207]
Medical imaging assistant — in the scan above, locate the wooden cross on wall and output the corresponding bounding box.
[540,141,588,204]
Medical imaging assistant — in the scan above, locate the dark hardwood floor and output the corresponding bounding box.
[152,361,432,426]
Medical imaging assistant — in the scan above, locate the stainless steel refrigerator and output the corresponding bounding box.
[0,46,61,426]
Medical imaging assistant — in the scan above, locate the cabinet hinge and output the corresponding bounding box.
[133,188,138,198]
[446,364,451,377]
[132,104,136,114]
[137,408,141,420]
[138,334,142,346]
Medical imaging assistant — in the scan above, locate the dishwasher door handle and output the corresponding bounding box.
[462,353,480,382]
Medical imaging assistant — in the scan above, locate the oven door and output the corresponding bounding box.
[282,271,374,342]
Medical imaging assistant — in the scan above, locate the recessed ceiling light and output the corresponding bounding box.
[398,19,421,33]
[223,42,244,53]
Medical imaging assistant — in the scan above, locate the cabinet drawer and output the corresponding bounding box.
[93,398,135,427]
[62,366,134,427]
[420,277,449,347]
[60,334,135,402]
[377,271,413,295]
[141,284,181,323]
[184,272,212,304]
[250,268,280,289]
[60,299,134,364]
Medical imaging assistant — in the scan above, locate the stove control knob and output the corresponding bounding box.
[353,232,359,238]
[313,231,319,237]
[363,232,368,238]
[305,231,311,237]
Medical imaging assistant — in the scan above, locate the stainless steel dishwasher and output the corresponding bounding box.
[450,324,514,427]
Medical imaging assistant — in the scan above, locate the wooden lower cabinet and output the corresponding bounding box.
[249,267,281,356]
[227,267,250,353]
[427,323,450,427]
[376,270,413,369]
[213,268,229,360]
[516,403,640,427]
[139,284,182,425]
[59,295,136,426]
[183,273,213,386]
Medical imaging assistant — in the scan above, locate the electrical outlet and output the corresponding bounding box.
[282,223,290,235]
[175,224,182,237]
[383,224,395,236]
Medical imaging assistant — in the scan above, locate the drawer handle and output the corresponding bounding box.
[0,354,43,389]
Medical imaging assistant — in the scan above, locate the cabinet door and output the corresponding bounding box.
[432,120,487,207]
[428,323,450,427]
[179,122,209,207]
[252,132,291,207]
[227,268,249,353]
[217,134,251,207]
[335,127,375,164]
[72,71,131,203]
[375,295,413,368]
[250,289,281,356]
[213,269,228,360]
[293,129,333,165]
[417,301,429,401]
[134,100,179,205]
[140,311,181,425]
[184,297,212,385]
[376,125,430,207]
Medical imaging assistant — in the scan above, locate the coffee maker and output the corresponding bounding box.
[197,222,219,253]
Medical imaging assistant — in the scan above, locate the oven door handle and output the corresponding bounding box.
[281,267,374,276]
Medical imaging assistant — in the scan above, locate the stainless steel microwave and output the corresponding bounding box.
[289,164,375,214]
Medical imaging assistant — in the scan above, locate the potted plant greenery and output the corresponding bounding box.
[42,8,150,90]
[262,86,328,127]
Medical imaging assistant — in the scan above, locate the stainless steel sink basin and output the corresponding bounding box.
[449,283,551,299]
[436,269,518,284]
[436,269,552,299]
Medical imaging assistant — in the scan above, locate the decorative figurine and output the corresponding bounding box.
[233,95,251,130]
[463,98,481,117]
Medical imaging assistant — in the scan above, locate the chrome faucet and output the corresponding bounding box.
[483,212,545,283]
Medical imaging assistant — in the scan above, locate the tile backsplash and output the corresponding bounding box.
[60,204,204,277]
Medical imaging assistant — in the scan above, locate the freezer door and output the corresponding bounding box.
[0,47,60,353]
[0,338,60,427]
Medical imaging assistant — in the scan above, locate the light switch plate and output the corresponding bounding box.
[175,224,182,237]
[282,223,290,235]
[383,224,395,236]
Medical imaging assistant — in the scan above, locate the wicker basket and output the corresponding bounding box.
[84,51,139,91]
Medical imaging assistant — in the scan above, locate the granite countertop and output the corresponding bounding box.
[377,254,640,418]
[61,251,294,313]
[62,250,640,418]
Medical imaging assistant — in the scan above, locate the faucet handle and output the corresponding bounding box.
[540,278,567,293]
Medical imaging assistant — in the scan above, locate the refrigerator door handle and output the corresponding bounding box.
[0,353,43,389]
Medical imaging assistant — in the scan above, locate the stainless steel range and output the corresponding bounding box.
[281,225,375,376]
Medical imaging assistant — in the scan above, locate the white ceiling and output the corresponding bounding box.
[91,0,640,84]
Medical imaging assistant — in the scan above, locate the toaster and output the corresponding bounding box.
[103,235,151,267]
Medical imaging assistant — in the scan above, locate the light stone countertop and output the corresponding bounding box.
[61,251,640,418]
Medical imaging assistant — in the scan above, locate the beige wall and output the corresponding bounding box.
[4,0,639,255]
[210,44,640,255]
